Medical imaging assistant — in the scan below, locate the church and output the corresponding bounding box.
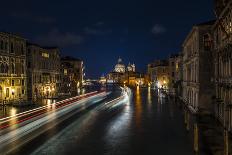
[114,58,135,73]
[106,58,146,86]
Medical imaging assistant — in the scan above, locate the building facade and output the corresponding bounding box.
[174,53,183,98]
[168,54,179,94]
[27,43,61,101]
[60,56,84,96]
[0,32,27,104]
[182,21,215,114]
[213,0,232,130]
[148,60,170,89]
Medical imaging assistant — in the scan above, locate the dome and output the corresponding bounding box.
[114,58,125,73]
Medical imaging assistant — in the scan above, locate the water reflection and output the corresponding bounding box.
[105,97,131,154]
[135,86,142,129]
[147,87,152,114]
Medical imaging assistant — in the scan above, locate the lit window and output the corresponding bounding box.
[176,63,179,70]
[42,52,49,58]
[64,69,68,75]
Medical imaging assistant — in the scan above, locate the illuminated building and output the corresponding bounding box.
[147,60,170,89]
[60,56,84,95]
[213,0,232,129]
[0,32,27,103]
[27,43,61,101]
[127,62,135,72]
[182,21,215,114]
[114,58,126,73]
[107,57,141,85]
[99,75,107,84]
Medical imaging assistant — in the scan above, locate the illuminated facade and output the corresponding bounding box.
[61,56,84,95]
[0,32,27,103]
[114,58,126,73]
[107,58,139,85]
[27,43,61,101]
[127,63,135,72]
[148,60,170,89]
[213,0,232,129]
[182,21,215,114]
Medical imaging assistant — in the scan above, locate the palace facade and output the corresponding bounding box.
[182,21,215,114]
[0,32,27,103]
[213,0,232,130]
[60,56,84,96]
[27,43,61,101]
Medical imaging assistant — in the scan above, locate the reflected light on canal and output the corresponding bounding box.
[147,86,152,105]
[135,86,142,128]
[105,94,131,150]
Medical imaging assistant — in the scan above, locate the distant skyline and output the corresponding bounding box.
[0,0,215,78]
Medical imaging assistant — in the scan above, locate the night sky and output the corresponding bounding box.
[0,0,214,78]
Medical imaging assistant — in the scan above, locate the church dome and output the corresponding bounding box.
[114,58,125,73]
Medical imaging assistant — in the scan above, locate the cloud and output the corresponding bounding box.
[35,29,83,47]
[151,24,166,35]
[9,12,56,24]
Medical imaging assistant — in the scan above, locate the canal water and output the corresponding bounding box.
[10,87,206,155]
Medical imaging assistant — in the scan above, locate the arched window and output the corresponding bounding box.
[5,42,8,50]
[0,63,4,73]
[11,58,15,74]
[0,40,3,50]
[4,64,8,74]
[21,60,25,74]
[11,63,15,74]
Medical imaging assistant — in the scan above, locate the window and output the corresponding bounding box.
[42,52,49,58]
[22,79,24,86]
[0,63,8,73]
[21,44,24,55]
[11,63,15,74]
[28,62,31,68]
[0,40,3,50]
[21,60,25,74]
[12,80,14,86]
[6,88,9,97]
[10,42,14,53]
[4,42,8,50]
[22,89,25,95]
[5,64,8,73]
[64,69,68,75]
